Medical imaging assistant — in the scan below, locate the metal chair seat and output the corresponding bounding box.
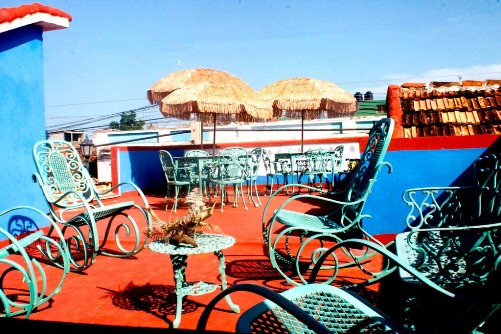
[68,201,135,226]
[197,283,404,333]
[275,210,344,231]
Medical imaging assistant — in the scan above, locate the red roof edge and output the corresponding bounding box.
[0,2,72,32]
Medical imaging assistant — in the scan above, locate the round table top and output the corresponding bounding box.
[148,233,235,255]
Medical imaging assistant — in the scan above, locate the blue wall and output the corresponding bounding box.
[0,25,47,213]
[364,147,485,234]
[111,139,498,235]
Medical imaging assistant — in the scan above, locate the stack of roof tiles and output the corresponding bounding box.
[397,80,501,138]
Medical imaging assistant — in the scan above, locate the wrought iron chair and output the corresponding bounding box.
[262,118,395,285]
[303,148,333,192]
[209,147,248,212]
[262,150,290,196]
[196,283,407,333]
[184,149,210,158]
[1,205,70,318]
[307,152,501,332]
[32,140,152,272]
[179,150,213,198]
[246,147,265,207]
[327,144,345,191]
[159,150,192,212]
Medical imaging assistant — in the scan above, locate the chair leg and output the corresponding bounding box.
[165,185,170,211]
[235,183,248,210]
[173,185,179,212]
[267,176,273,196]
[253,180,262,206]
[247,180,260,207]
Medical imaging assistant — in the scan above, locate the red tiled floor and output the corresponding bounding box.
[2,187,392,333]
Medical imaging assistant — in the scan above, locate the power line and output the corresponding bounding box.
[44,71,501,109]
[46,105,159,133]
[45,70,501,132]
[46,98,146,108]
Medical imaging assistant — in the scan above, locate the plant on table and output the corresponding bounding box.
[148,188,220,247]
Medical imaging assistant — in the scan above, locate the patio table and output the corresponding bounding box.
[175,155,216,195]
[148,233,239,328]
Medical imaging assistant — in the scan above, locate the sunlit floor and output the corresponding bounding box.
[3,186,499,333]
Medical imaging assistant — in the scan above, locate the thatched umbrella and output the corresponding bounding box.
[258,77,358,152]
[147,68,272,154]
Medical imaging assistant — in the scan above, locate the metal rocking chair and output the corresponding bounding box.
[262,117,395,285]
[1,205,70,318]
[32,140,152,272]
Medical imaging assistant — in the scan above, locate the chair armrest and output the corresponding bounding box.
[262,183,363,228]
[97,181,150,206]
[309,238,456,298]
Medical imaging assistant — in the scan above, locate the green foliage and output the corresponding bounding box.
[109,111,145,130]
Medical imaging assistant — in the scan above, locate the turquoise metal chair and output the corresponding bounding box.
[1,206,70,318]
[262,150,290,196]
[303,148,333,191]
[159,150,192,212]
[180,150,213,198]
[246,147,264,207]
[308,228,501,333]
[32,140,153,272]
[327,144,345,191]
[306,152,501,332]
[196,283,406,333]
[209,147,248,212]
[262,118,395,285]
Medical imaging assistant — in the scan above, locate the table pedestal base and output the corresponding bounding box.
[170,250,239,328]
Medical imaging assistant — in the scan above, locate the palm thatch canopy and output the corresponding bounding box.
[258,77,358,152]
[147,68,272,153]
[147,68,272,124]
[258,77,358,120]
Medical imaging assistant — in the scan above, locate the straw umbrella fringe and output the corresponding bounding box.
[160,82,271,120]
[147,68,256,106]
[147,68,272,153]
[258,77,357,117]
[258,77,358,152]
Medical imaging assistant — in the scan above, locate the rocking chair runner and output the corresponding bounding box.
[32,140,152,272]
[262,117,395,285]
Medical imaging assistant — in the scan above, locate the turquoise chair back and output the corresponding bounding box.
[32,140,96,208]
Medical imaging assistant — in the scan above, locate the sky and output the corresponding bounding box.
[3,0,501,132]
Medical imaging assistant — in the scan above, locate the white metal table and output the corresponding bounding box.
[148,233,240,328]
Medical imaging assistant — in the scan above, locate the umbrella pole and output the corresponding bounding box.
[301,111,305,153]
[213,114,217,156]
[200,120,203,150]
